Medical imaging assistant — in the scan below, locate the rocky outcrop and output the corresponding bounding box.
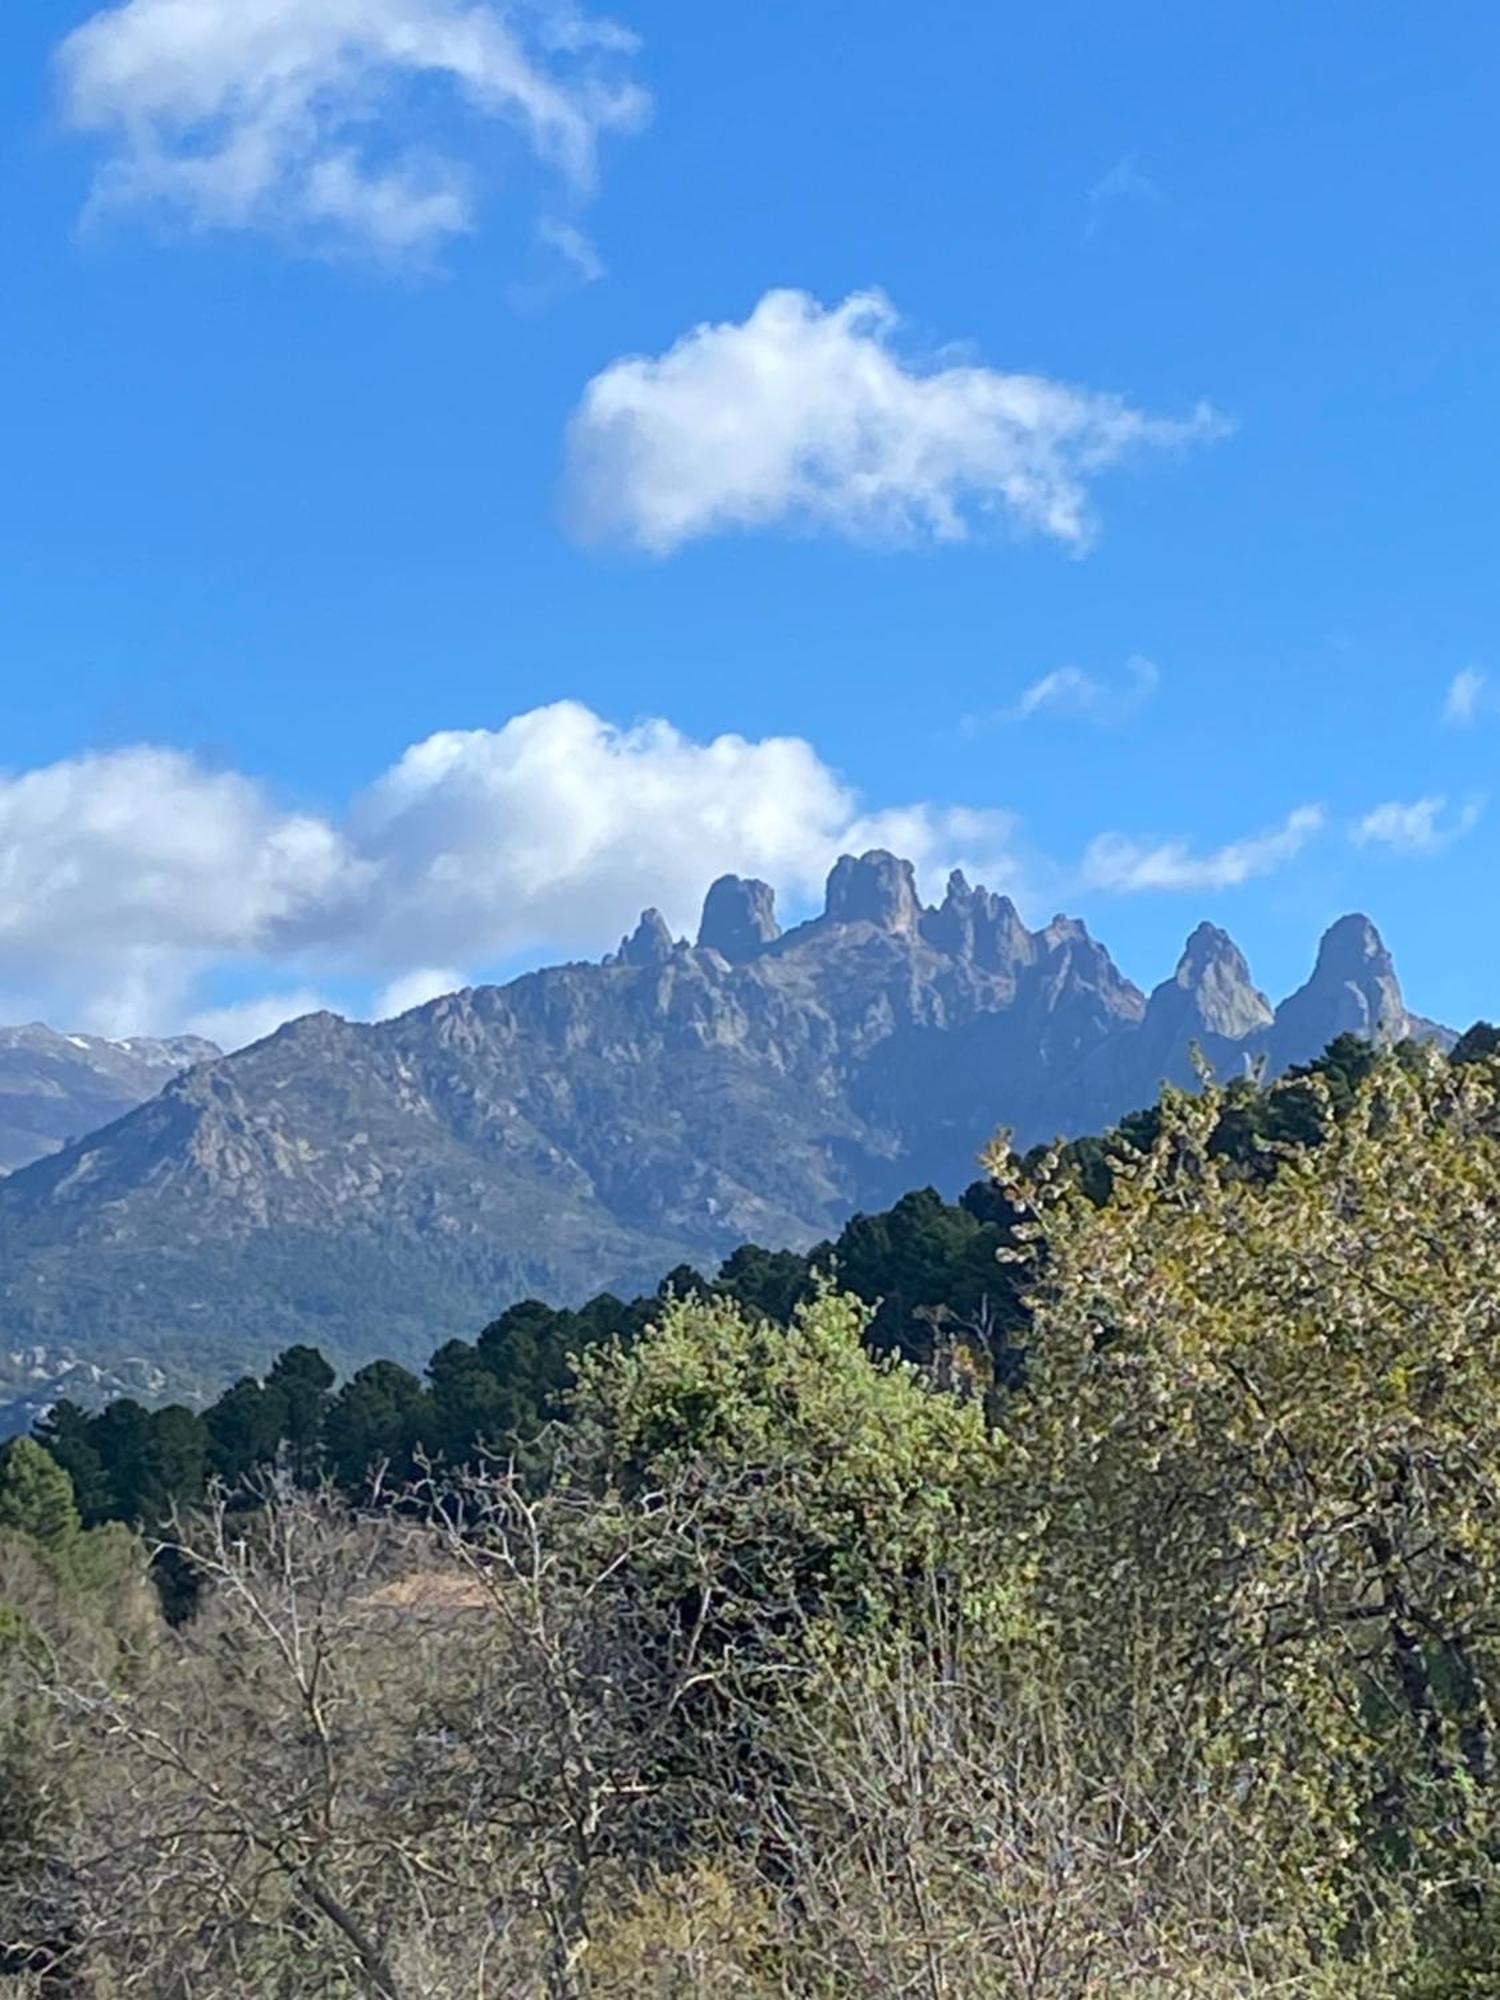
[616,908,677,967]
[698,876,780,959]
[1269,914,1414,1070]
[1168,924,1275,1043]
[824,850,922,932]
[921,872,1033,972]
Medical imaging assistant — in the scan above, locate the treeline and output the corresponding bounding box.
[6,1035,1500,1993]
[31,1024,1500,1532]
[32,1184,1024,1527]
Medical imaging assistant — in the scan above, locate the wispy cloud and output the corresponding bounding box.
[1086,153,1163,238]
[568,289,1229,554]
[1351,795,1483,857]
[966,654,1160,731]
[1082,806,1325,893]
[1442,667,1490,728]
[56,0,649,259]
[537,216,605,283]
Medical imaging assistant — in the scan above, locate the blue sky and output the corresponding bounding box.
[1,0,1497,1043]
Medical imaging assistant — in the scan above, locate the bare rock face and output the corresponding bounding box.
[1270,914,1413,1068]
[922,872,1033,971]
[0,858,1443,1397]
[697,876,780,960]
[824,850,922,932]
[1160,923,1274,1044]
[617,909,676,967]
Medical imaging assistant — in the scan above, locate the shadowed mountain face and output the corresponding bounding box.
[0,1026,220,1175]
[0,854,1443,1390]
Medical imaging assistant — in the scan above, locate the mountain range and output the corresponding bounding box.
[0,1025,220,1175]
[0,852,1451,1404]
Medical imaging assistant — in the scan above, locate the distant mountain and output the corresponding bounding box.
[0,854,1447,1399]
[0,1024,219,1174]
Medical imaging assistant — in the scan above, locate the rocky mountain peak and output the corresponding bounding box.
[617,908,676,967]
[1311,912,1391,983]
[824,850,922,933]
[1168,923,1273,1041]
[0,864,1449,1397]
[1178,921,1237,978]
[697,875,780,960]
[1271,913,1410,1062]
[1041,914,1087,950]
[922,872,1033,970]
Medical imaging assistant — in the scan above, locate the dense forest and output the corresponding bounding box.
[3,1022,1500,1993]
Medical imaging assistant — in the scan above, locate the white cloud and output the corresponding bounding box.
[57,0,648,256]
[568,289,1227,554]
[373,965,468,1017]
[0,747,355,1033]
[0,703,1021,1034]
[1081,806,1325,894]
[348,700,1020,959]
[968,654,1160,730]
[186,988,336,1051]
[1442,667,1489,728]
[0,706,1351,1036]
[1351,795,1483,857]
[537,215,603,282]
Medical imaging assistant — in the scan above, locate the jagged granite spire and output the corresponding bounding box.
[1270,913,1411,1068]
[1159,922,1274,1042]
[922,870,1033,970]
[616,908,676,967]
[697,875,780,960]
[824,850,922,932]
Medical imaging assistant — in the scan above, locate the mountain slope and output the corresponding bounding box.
[0,852,1444,1394]
[0,1026,219,1174]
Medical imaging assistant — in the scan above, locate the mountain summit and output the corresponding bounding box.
[1269,912,1414,1068]
[0,857,1444,1388]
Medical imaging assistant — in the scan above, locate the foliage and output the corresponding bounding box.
[0,1438,80,1557]
[562,1286,1006,1661]
[6,1029,1500,1996]
[989,1044,1500,1976]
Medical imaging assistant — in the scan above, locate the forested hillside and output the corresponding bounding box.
[4,1029,1500,1994]
[27,1024,1497,1532]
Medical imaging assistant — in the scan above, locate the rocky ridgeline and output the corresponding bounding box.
[0,852,1444,1389]
[0,1025,220,1175]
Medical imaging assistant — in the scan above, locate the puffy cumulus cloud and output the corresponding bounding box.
[349,701,1020,956]
[0,747,354,1032]
[57,0,648,257]
[0,704,1022,1034]
[1081,805,1325,894]
[568,289,1226,554]
[2,705,1345,1037]
[1351,795,1483,858]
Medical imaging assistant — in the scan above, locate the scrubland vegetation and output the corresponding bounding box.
[5,1031,1500,1994]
